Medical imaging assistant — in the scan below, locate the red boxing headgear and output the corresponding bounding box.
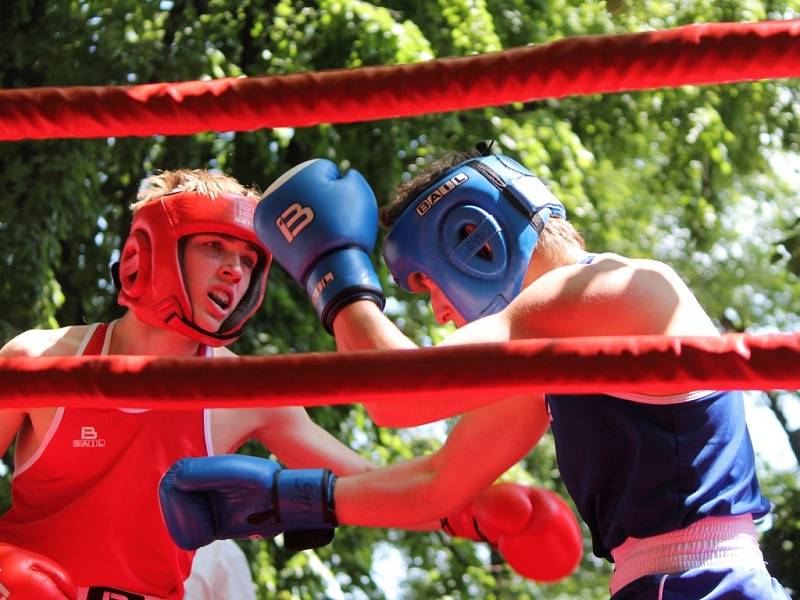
[116,191,272,346]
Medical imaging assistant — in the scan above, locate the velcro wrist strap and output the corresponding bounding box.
[275,469,338,530]
[304,248,385,333]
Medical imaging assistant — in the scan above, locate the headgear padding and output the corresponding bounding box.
[383,155,565,323]
[116,191,271,346]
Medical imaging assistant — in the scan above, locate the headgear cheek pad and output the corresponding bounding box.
[116,191,272,347]
[383,155,566,323]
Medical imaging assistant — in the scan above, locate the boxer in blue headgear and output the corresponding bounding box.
[251,145,790,600]
[383,152,566,322]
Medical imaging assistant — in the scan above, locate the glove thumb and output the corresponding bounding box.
[471,483,535,538]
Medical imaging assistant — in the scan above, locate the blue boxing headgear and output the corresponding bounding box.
[383,155,566,323]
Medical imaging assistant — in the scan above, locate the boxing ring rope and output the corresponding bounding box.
[2,21,799,409]
[1,20,799,141]
[1,334,798,409]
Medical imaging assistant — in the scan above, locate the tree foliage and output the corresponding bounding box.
[2,1,800,598]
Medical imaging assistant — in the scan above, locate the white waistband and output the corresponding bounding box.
[78,587,164,600]
[609,514,765,595]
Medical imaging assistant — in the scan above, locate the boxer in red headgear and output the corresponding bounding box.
[115,188,270,346]
[0,169,380,599]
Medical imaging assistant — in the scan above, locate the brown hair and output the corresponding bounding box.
[380,150,480,227]
[131,169,260,212]
[381,152,584,252]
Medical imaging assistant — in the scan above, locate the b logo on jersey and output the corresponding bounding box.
[73,425,107,448]
[276,203,314,243]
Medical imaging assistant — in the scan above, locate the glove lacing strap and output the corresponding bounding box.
[440,517,496,547]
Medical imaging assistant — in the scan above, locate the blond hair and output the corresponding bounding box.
[131,169,260,212]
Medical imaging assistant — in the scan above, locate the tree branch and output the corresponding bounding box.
[766,391,800,464]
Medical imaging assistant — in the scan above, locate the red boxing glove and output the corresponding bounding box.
[0,543,78,599]
[442,483,582,582]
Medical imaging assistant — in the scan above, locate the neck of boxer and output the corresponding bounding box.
[521,242,593,290]
[110,311,205,357]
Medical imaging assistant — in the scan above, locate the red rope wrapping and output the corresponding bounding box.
[1,21,798,141]
[1,333,798,409]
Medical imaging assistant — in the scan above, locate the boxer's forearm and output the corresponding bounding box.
[333,301,416,351]
[334,454,459,528]
[333,303,513,426]
[335,393,548,527]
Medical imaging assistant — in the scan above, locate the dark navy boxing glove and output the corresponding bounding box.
[159,455,337,552]
[255,159,385,332]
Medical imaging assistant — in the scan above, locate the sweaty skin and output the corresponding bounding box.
[329,247,720,527]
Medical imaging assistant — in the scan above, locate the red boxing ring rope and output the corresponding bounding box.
[1,333,799,409]
[1,20,799,141]
[2,22,799,409]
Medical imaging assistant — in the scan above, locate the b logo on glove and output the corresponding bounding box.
[276,203,314,243]
[255,159,385,333]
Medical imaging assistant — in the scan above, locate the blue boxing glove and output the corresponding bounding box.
[255,159,385,332]
[158,455,337,552]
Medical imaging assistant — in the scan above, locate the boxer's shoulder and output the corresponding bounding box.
[1,325,92,357]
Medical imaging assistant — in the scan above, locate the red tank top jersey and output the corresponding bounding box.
[0,322,213,599]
